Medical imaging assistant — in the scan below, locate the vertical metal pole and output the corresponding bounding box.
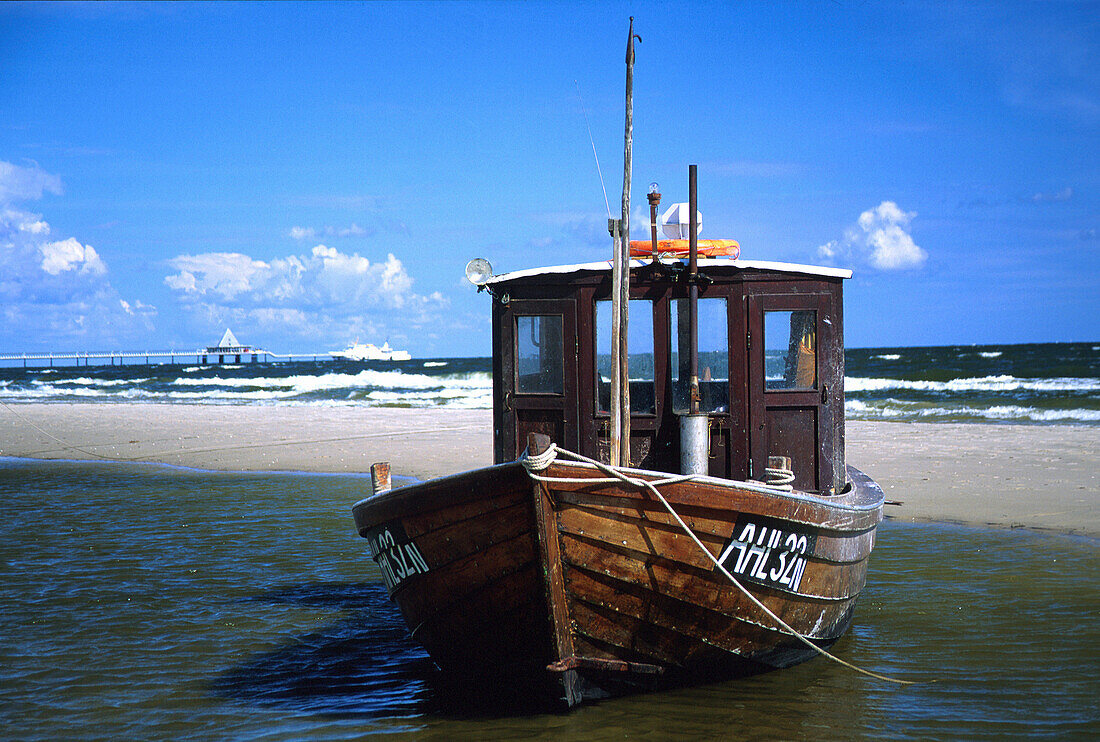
[688,165,700,416]
[680,164,709,475]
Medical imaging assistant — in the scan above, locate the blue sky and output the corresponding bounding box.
[1,1,1097,357]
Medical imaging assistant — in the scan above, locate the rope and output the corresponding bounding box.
[520,443,559,472]
[0,400,122,461]
[763,464,795,491]
[521,443,915,685]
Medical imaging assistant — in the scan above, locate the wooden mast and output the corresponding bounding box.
[611,17,638,468]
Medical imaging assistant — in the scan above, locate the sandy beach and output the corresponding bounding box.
[0,403,1096,538]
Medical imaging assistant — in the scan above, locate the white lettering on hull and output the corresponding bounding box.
[716,516,817,592]
[364,522,430,593]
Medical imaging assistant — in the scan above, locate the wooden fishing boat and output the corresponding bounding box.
[351,20,884,708]
[352,245,885,705]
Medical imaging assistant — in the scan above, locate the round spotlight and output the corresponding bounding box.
[465,258,493,286]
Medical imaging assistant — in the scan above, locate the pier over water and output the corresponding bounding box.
[0,329,329,368]
[0,349,333,368]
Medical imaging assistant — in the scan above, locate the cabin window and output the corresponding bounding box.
[764,310,817,390]
[595,300,656,414]
[515,314,563,395]
[671,298,729,413]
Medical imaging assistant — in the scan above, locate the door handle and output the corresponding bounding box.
[821,384,828,404]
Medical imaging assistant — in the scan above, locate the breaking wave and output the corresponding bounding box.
[1,343,1096,424]
[845,375,1100,394]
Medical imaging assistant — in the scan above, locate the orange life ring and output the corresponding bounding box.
[627,239,740,259]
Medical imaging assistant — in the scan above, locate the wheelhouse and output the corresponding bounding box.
[486,258,851,495]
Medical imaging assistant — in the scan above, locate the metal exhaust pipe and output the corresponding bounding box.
[680,413,709,476]
[680,164,708,476]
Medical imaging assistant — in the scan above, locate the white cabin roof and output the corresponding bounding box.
[484,258,852,285]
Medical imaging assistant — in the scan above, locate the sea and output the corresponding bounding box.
[1,342,1097,740]
[0,341,1097,425]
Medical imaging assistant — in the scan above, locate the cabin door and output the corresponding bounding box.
[499,299,578,461]
[746,294,836,493]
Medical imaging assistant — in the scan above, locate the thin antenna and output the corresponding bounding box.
[575,80,612,219]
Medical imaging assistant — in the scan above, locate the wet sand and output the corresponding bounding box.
[0,403,1096,537]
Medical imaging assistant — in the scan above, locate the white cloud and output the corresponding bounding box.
[119,298,155,318]
[290,223,370,240]
[1031,187,1073,203]
[817,201,927,271]
[1,205,51,238]
[0,160,154,344]
[0,161,63,203]
[163,252,272,300]
[39,237,108,276]
[164,244,448,342]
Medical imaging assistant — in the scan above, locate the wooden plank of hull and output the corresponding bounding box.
[534,461,883,533]
[352,463,536,615]
[352,462,531,533]
[394,528,538,630]
[398,491,531,542]
[560,531,864,631]
[352,464,550,676]
[555,491,878,565]
[565,557,856,659]
[409,562,552,672]
[532,478,579,692]
[567,587,851,674]
[400,500,532,575]
[537,458,882,695]
[557,506,871,601]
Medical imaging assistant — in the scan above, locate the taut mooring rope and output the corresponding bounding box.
[0,400,119,461]
[521,443,916,685]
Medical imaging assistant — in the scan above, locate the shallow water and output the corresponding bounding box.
[1,459,1096,740]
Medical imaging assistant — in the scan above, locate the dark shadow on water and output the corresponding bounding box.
[211,582,567,720]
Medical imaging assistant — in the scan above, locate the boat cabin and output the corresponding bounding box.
[484,258,851,495]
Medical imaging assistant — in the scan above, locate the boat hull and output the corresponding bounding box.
[352,460,884,706]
